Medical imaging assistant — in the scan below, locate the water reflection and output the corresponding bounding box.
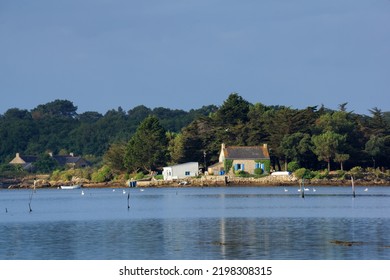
[1,187,390,259]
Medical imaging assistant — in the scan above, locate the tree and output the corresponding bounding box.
[103,142,127,173]
[365,135,385,168]
[334,153,350,171]
[34,154,59,173]
[312,131,346,171]
[214,93,250,125]
[31,99,78,119]
[167,132,185,165]
[124,116,168,173]
[368,107,389,136]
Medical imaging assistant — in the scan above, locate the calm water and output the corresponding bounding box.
[0,186,389,260]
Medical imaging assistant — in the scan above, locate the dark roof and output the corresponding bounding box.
[224,146,269,160]
[20,155,38,163]
[52,155,83,165]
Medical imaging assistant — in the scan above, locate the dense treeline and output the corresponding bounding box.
[163,94,390,173]
[1,94,389,176]
[0,99,217,164]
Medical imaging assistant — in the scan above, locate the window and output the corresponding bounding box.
[185,171,190,176]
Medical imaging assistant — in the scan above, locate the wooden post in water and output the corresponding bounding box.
[301,178,305,198]
[127,192,130,209]
[351,175,355,198]
[28,189,33,212]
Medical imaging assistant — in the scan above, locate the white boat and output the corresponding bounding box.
[60,184,82,190]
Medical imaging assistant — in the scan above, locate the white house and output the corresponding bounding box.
[162,162,199,181]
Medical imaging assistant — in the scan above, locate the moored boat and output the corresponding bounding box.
[60,184,82,190]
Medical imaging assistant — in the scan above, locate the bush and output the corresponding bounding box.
[336,170,346,179]
[254,168,264,175]
[134,172,145,180]
[287,161,300,172]
[91,166,112,183]
[350,166,364,179]
[294,168,308,179]
[235,170,250,177]
[313,170,329,179]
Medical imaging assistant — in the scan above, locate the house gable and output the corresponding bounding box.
[218,143,270,175]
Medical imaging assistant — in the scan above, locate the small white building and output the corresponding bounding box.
[162,162,199,181]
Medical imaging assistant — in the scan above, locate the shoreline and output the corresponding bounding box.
[3,175,390,189]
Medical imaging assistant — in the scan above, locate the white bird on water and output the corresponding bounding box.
[123,189,126,194]
[81,190,84,196]
[284,188,288,192]
[364,188,368,192]
[313,188,316,192]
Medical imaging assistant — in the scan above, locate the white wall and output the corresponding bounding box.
[163,162,199,180]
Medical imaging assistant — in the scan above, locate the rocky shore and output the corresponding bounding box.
[2,173,390,189]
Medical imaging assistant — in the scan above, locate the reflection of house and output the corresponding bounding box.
[163,162,199,181]
[208,143,270,175]
[9,152,89,169]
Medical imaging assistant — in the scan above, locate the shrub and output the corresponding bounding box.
[287,161,300,172]
[350,166,364,179]
[235,170,250,177]
[254,168,264,175]
[134,172,145,180]
[91,166,112,183]
[294,168,307,179]
[336,170,346,179]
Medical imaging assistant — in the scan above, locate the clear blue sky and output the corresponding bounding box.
[1,0,389,115]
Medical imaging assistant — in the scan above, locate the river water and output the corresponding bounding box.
[0,186,389,260]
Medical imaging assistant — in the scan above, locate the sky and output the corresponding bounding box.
[1,0,389,115]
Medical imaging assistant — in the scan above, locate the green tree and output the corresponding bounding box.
[214,93,250,125]
[167,132,185,165]
[103,142,127,174]
[365,135,386,168]
[34,154,59,173]
[124,116,168,173]
[312,131,346,171]
[334,153,350,171]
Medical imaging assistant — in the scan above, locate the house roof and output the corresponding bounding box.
[9,154,38,164]
[52,155,83,165]
[224,146,269,160]
[10,153,88,166]
[163,162,199,169]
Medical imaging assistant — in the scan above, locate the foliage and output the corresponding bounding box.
[254,168,263,175]
[294,168,312,179]
[34,154,59,173]
[125,116,168,173]
[235,170,250,177]
[350,166,364,179]
[287,161,300,172]
[134,172,145,180]
[1,94,389,175]
[224,159,233,174]
[312,131,346,171]
[103,142,127,173]
[255,159,271,173]
[91,166,112,183]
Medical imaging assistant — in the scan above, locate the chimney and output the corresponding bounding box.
[69,152,74,157]
[16,152,20,158]
[221,143,226,150]
[263,143,268,150]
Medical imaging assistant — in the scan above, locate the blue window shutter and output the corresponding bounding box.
[234,164,238,170]
[261,163,264,171]
[242,164,245,171]
[255,163,259,169]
